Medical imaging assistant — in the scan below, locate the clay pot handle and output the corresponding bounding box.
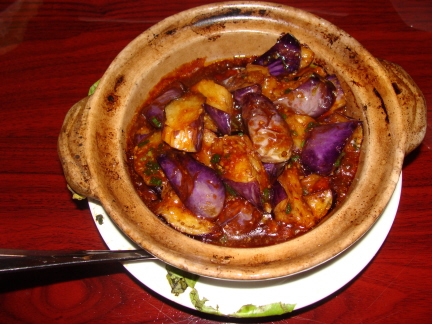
[58,96,98,200]
[378,59,427,155]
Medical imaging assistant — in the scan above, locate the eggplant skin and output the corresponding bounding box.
[274,74,336,118]
[242,93,293,163]
[142,81,185,128]
[211,135,269,210]
[204,103,231,135]
[157,153,225,219]
[253,33,301,75]
[301,121,360,175]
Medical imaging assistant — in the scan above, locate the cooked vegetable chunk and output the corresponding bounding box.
[301,121,360,175]
[142,81,185,129]
[273,166,316,229]
[211,135,269,210]
[191,79,234,115]
[274,74,335,118]
[157,152,225,219]
[162,93,205,152]
[155,186,216,235]
[241,93,293,163]
[133,131,169,187]
[253,33,301,76]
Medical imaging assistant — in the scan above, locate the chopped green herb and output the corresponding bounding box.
[285,203,292,214]
[88,80,100,96]
[262,188,271,201]
[149,176,162,186]
[146,161,160,170]
[210,153,221,164]
[305,122,317,132]
[291,130,298,136]
[151,117,162,128]
[219,234,228,244]
[284,88,292,94]
[224,183,237,196]
[137,139,150,147]
[334,152,346,168]
[281,113,287,119]
[300,139,306,148]
[290,154,300,162]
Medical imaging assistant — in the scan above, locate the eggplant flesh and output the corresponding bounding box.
[241,93,293,163]
[274,74,336,118]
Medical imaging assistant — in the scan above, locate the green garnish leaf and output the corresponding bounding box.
[151,117,162,128]
[262,188,271,201]
[210,153,221,164]
[166,273,188,296]
[285,203,292,214]
[224,183,237,197]
[230,302,295,317]
[305,122,317,132]
[95,214,104,225]
[284,88,292,94]
[290,154,300,162]
[166,265,199,297]
[88,80,100,96]
[137,139,150,147]
[333,152,346,168]
[300,139,306,148]
[149,176,162,186]
[189,288,222,315]
[67,184,86,200]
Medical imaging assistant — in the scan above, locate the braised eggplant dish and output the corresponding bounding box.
[127,33,363,247]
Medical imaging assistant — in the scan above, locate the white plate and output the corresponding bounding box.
[89,174,401,316]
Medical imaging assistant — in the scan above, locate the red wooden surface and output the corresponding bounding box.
[0,0,431,323]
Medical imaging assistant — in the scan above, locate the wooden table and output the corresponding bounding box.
[1,0,431,322]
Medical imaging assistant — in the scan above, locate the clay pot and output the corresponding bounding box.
[58,2,426,280]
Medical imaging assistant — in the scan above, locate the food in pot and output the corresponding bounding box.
[127,33,363,247]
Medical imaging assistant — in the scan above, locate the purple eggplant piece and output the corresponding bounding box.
[272,180,288,208]
[218,197,262,236]
[232,84,262,108]
[326,75,344,101]
[157,153,225,219]
[274,74,336,118]
[204,103,231,135]
[242,93,293,163]
[263,162,286,184]
[253,33,301,76]
[135,133,150,145]
[156,154,186,198]
[143,81,185,128]
[223,178,262,210]
[301,121,360,175]
[326,74,346,109]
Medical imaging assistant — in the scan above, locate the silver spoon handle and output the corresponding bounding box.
[0,249,156,272]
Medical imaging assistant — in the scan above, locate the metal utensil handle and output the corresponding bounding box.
[0,249,156,272]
